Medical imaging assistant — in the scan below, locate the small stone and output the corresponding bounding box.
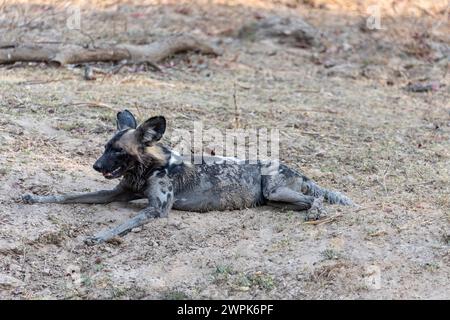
[315,150,325,158]
[323,60,337,68]
[84,66,96,81]
[342,175,356,185]
[342,42,353,51]
[0,273,24,289]
[132,227,142,233]
[168,221,184,230]
[237,286,250,292]
[309,168,324,178]
[105,237,123,246]
[406,81,442,93]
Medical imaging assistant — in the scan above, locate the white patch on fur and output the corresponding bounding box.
[169,150,183,166]
[214,156,241,164]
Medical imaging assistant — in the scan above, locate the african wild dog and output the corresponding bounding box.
[22,110,354,245]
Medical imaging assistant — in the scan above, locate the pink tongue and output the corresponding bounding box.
[103,172,113,177]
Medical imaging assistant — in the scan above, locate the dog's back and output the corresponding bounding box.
[167,154,353,210]
[170,156,266,211]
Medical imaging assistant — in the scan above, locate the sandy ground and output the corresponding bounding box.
[0,0,449,299]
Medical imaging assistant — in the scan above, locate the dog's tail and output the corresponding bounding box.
[302,178,354,206]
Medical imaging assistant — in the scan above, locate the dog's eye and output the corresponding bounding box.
[115,148,124,153]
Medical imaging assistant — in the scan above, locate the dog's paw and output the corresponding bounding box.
[84,236,105,246]
[305,197,328,221]
[22,194,37,204]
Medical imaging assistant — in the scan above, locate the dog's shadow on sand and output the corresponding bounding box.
[108,199,148,212]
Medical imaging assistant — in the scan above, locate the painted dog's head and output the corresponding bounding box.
[93,110,167,179]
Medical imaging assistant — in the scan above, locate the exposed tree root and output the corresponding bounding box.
[0,35,222,67]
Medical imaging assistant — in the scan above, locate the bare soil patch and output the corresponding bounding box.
[0,0,449,299]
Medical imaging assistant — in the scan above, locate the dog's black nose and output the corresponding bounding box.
[93,162,102,172]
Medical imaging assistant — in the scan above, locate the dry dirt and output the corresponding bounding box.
[0,0,449,299]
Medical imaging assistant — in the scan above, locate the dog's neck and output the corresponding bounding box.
[121,144,185,192]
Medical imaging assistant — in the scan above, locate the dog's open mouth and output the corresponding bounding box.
[102,166,123,179]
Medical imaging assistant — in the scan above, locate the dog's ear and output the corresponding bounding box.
[135,116,166,146]
[116,110,137,130]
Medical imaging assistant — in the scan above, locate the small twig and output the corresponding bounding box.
[145,61,162,72]
[291,108,338,114]
[62,102,116,111]
[405,180,435,188]
[297,88,321,93]
[295,130,341,139]
[233,81,241,129]
[20,237,27,280]
[381,159,393,195]
[367,230,388,238]
[304,213,343,226]
[18,77,73,85]
[352,205,377,213]
[0,42,16,49]
[280,130,294,139]
[110,61,128,75]
[134,103,144,120]
[89,66,111,75]
[35,41,65,45]
[396,218,434,232]
[297,131,321,136]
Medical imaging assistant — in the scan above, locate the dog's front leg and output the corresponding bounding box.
[22,185,136,204]
[84,206,168,245]
[84,173,174,245]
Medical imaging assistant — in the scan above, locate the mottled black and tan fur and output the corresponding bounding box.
[23,110,353,245]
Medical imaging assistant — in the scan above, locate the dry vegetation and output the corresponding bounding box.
[0,0,449,299]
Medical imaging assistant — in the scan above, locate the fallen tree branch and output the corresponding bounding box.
[0,35,222,67]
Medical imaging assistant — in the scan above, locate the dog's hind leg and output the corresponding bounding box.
[263,178,327,220]
[265,187,327,220]
[22,186,138,204]
[265,187,314,209]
